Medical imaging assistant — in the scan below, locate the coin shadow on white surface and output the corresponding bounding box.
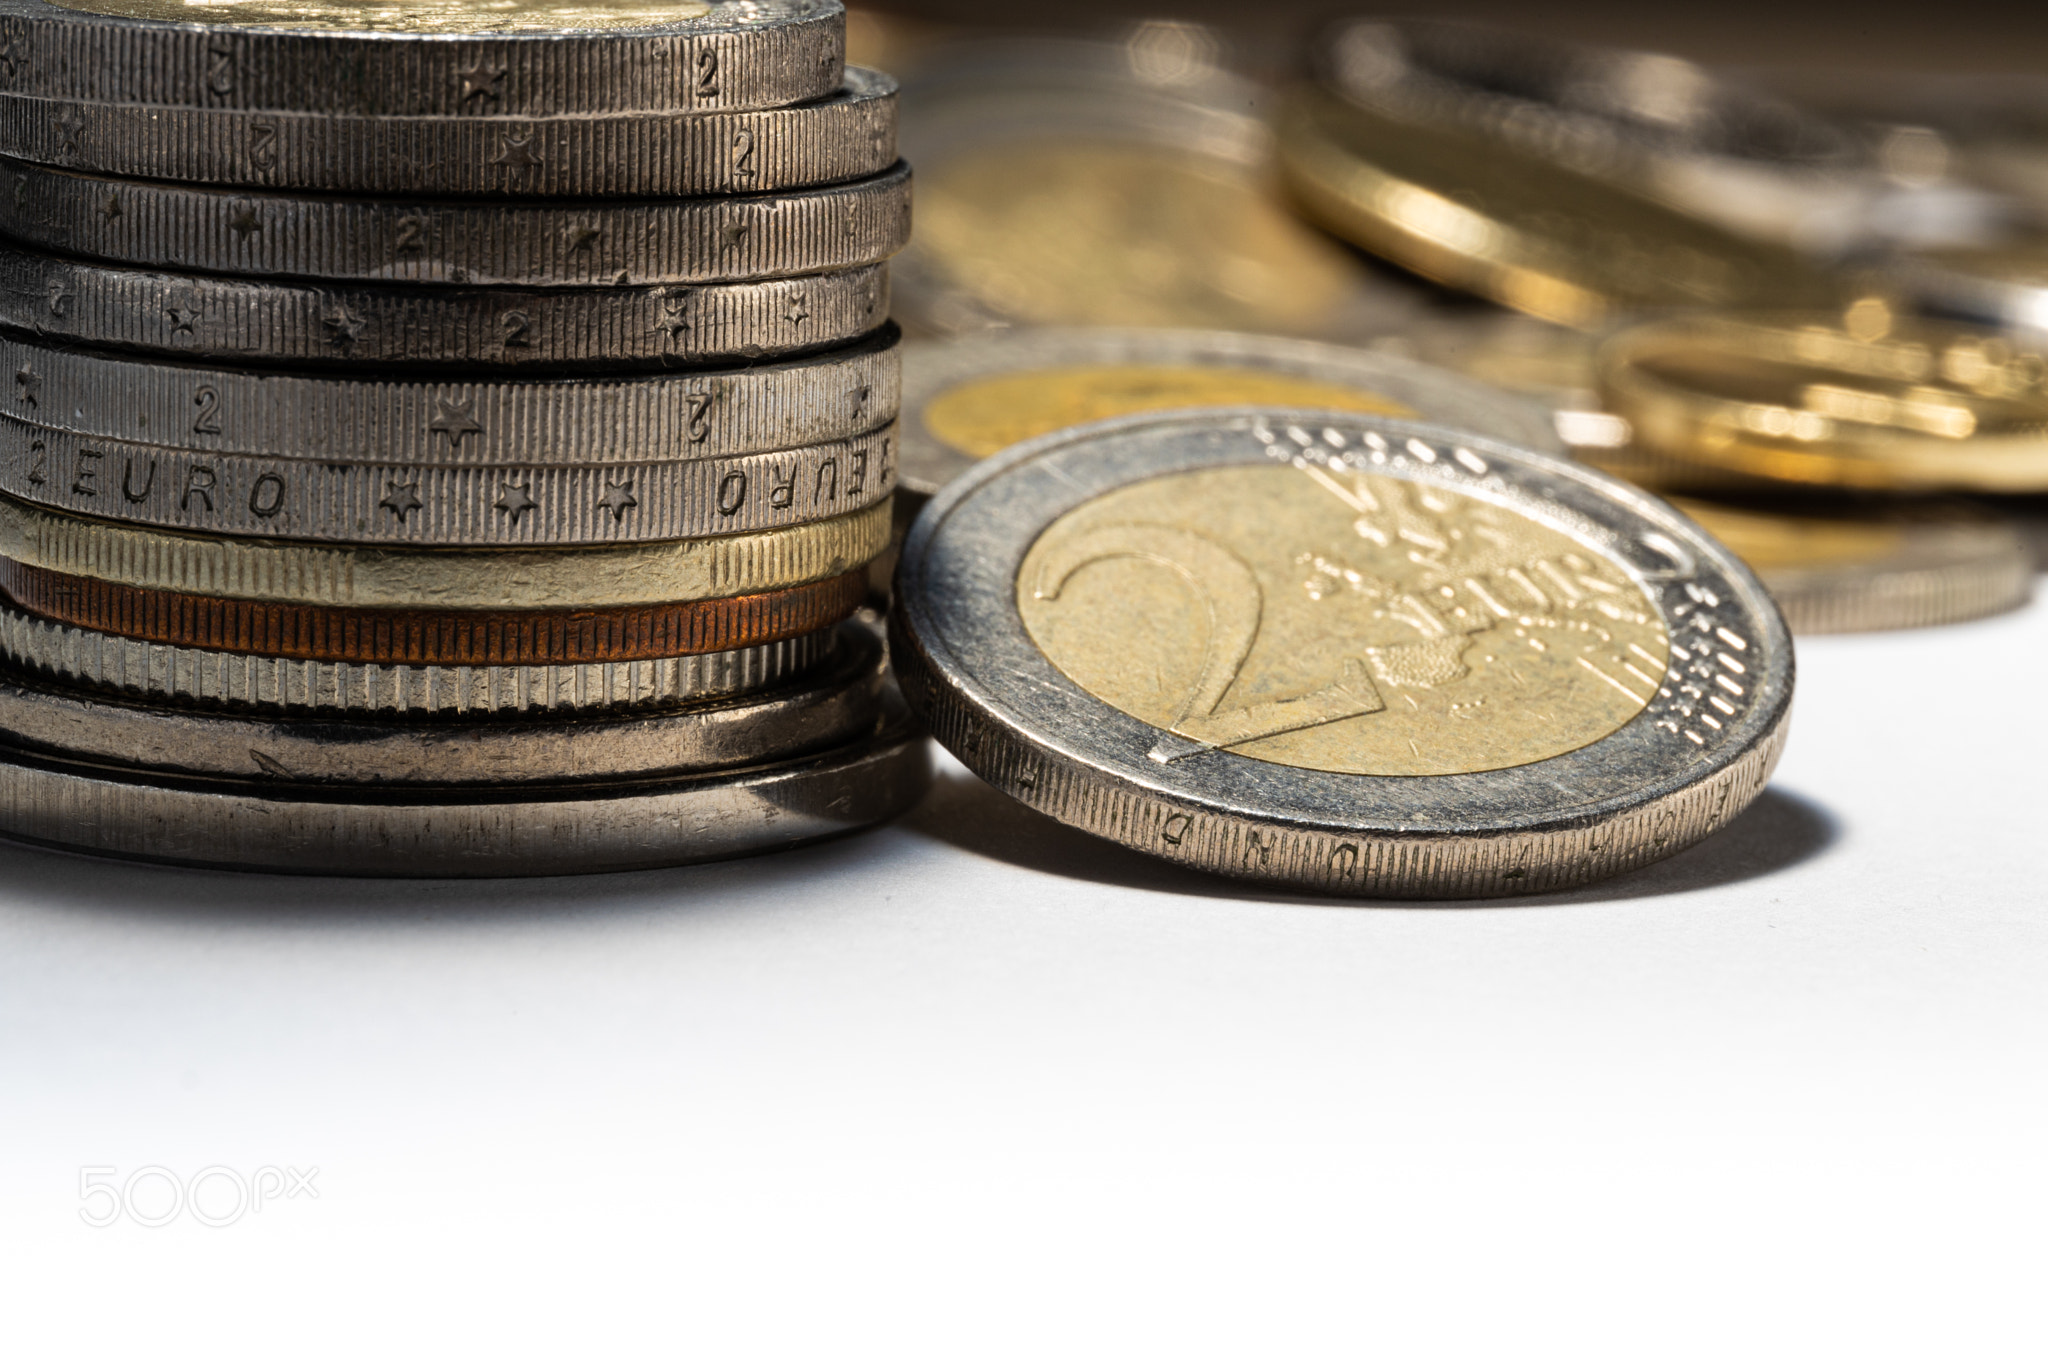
[0,828,898,927]
[900,769,1841,907]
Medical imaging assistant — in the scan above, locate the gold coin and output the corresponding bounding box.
[1599,307,2048,492]
[1279,86,1844,330]
[1671,496,2034,634]
[1018,463,1670,778]
[0,495,890,611]
[53,0,713,32]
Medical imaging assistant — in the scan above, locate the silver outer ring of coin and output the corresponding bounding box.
[0,68,896,197]
[0,0,844,117]
[890,407,1796,900]
[0,327,900,466]
[0,602,842,717]
[898,327,1564,502]
[0,158,913,288]
[0,620,881,785]
[0,692,933,878]
[1,239,891,369]
[2,416,897,546]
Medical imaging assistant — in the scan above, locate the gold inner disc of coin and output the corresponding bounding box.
[1017,464,1669,777]
[52,0,712,33]
[916,142,1371,334]
[922,366,1417,460]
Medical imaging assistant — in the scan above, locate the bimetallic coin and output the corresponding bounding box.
[1312,20,2001,255]
[0,327,900,466]
[892,35,1419,340]
[1,417,896,546]
[0,244,888,369]
[0,622,880,782]
[1280,83,1843,329]
[0,495,892,609]
[0,603,840,714]
[1599,308,2048,493]
[0,694,933,877]
[891,409,1793,898]
[1669,496,2034,635]
[0,69,896,197]
[0,0,844,115]
[0,158,913,287]
[898,328,1561,504]
[0,562,869,665]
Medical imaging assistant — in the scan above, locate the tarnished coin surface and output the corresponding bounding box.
[0,242,888,369]
[0,561,869,665]
[1280,81,1843,329]
[0,690,933,877]
[1670,495,2034,635]
[0,68,896,196]
[0,602,842,714]
[0,621,880,783]
[0,0,845,115]
[1,417,895,546]
[1598,307,2048,492]
[892,36,1419,341]
[0,157,912,287]
[0,495,892,609]
[898,328,1561,503]
[0,327,899,466]
[892,408,1793,898]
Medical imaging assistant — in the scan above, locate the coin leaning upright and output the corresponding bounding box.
[891,409,1794,898]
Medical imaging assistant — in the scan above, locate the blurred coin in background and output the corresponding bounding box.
[1599,302,2048,492]
[890,27,1420,340]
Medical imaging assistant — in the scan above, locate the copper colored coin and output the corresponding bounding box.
[0,560,865,666]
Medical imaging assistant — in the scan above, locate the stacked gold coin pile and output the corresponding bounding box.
[0,0,928,875]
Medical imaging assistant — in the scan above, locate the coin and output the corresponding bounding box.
[0,621,880,783]
[1,0,844,114]
[0,495,891,609]
[1311,20,2000,255]
[0,245,890,372]
[0,689,932,876]
[898,327,1562,505]
[0,157,912,287]
[2,417,896,546]
[1598,306,2048,492]
[1670,495,2034,633]
[0,603,840,713]
[0,561,868,665]
[0,327,899,466]
[891,35,1418,340]
[891,408,1793,898]
[0,68,897,196]
[1279,83,1844,329]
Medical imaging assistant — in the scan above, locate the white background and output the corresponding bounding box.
[2,598,2043,1362]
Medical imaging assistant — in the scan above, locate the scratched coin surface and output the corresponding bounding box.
[1,0,845,115]
[899,328,1560,503]
[891,408,1793,898]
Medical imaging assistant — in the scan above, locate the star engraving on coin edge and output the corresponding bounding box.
[429,395,484,449]
[495,483,538,522]
[598,481,638,521]
[380,480,423,522]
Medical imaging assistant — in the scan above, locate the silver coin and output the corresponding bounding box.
[1313,19,2005,254]
[0,242,889,371]
[0,620,880,784]
[898,327,1563,503]
[0,327,899,466]
[0,0,844,116]
[0,68,896,196]
[1,416,896,546]
[0,157,912,287]
[0,602,840,715]
[891,408,1794,899]
[0,689,932,877]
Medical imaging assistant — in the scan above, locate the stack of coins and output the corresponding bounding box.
[0,0,928,875]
